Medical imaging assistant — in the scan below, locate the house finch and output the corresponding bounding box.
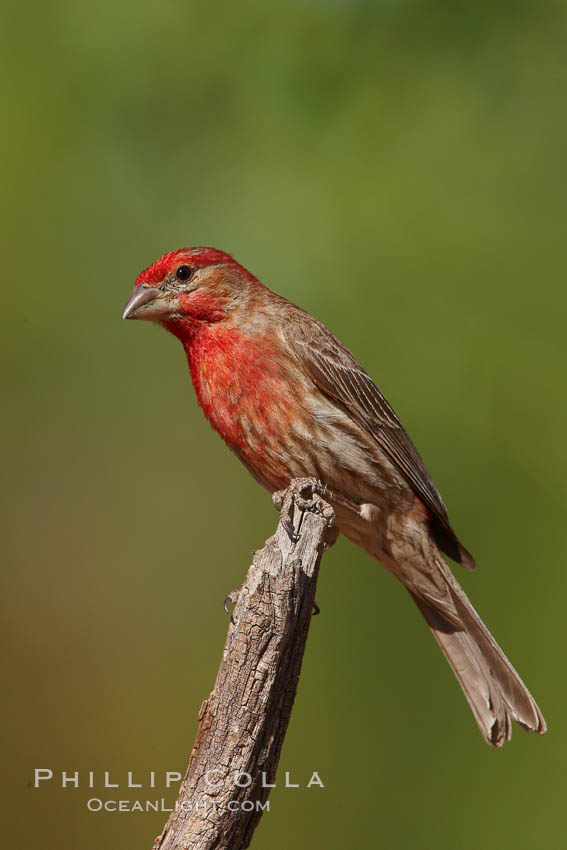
[123,246,546,746]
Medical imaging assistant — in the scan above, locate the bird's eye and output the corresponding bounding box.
[175,265,194,282]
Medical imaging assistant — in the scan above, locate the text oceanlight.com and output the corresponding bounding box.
[86,798,271,813]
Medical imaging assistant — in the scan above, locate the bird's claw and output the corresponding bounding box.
[224,584,243,622]
[273,477,335,542]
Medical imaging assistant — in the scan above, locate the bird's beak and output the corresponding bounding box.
[122,285,174,321]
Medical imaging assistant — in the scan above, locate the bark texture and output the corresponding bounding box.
[152,479,333,850]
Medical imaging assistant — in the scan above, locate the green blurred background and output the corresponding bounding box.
[2,0,566,847]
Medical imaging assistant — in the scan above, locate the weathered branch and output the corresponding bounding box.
[152,479,334,850]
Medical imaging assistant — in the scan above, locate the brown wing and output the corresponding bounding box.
[283,311,475,570]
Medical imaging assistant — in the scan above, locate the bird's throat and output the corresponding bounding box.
[179,324,302,489]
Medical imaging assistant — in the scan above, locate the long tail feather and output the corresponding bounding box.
[411,557,546,746]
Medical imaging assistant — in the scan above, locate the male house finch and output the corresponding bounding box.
[123,246,546,746]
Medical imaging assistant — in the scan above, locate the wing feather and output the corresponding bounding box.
[283,312,475,569]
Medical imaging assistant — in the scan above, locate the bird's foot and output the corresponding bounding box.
[272,477,335,542]
[223,583,243,623]
[322,525,340,551]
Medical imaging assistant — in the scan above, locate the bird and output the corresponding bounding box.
[123,246,546,746]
